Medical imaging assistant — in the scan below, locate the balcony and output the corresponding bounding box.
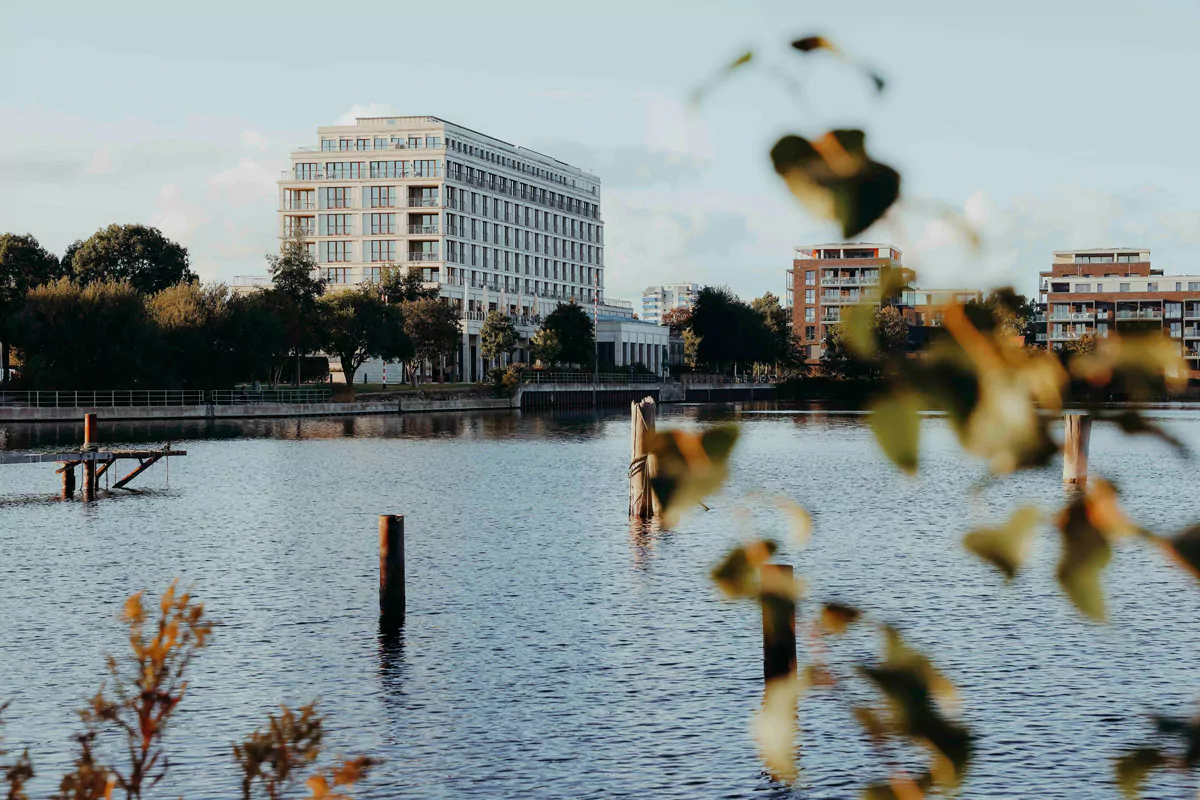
[1185,328,1200,338]
[1035,333,1048,342]
[1049,312,1094,321]
[282,200,316,210]
[407,252,440,262]
[408,197,440,208]
[1049,331,1085,340]
[408,225,439,235]
[1115,310,1163,320]
[1034,314,1047,323]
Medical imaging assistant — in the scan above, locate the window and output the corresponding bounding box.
[1190,282,1200,292]
[805,325,816,341]
[370,161,407,179]
[284,190,315,210]
[370,240,396,262]
[805,289,815,303]
[804,307,814,322]
[413,159,440,177]
[370,186,396,208]
[1075,284,1091,293]
[324,214,351,235]
[294,163,319,179]
[1148,282,1158,292]
[322,242,351,263]
[1119,283,1130,292]
[324,187,351,209]
[285,216,314,235]
[326,162,362,179]
[323,268,349,284]
[369,213,396,235]
[805,270,815,286]
[409,187,438,207]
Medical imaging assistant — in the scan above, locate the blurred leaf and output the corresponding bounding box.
[881,626,958,707]
[1070,333,1188,399]
[853,705,889,740]
[963,506,1041,581]
[1114,748,1166,799]
[770,130,900,238]
[1163,524,1200,582]
[710,539,777,599]
[775,498,813,546]
[1154,714,1200,765]
[1106,410,1187,455]
[791,35,837,53]
[648,425,740,526]
[868,392,923,475]
[843,304,878,358]
[754,674,803,782]
[820,602,863,634]
[1054,480,1140,621]
[861,774,933,800]
[689,50,755,107]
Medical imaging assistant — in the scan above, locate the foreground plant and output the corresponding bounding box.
[1,586,375,799]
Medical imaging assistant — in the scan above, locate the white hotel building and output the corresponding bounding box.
[276,115,667,380]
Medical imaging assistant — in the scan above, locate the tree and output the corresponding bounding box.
[750,291,797,371]
[319,286,413,387]
[146,282,233,388]
[68,224,196,294]
[402,296,461,383]
[0,233,63,380]
[690,286,775,372]
[224,290,290,386]
[480,310,518,369]
[821,305,909,380]
[1062,332,1099,357]
[530,328,561,367]
[542,301,594,368]
[10,278,152,388]
[966,288,1039,345]
[266,231,325,386]
[377,265,438,304]
[661,306,694,336]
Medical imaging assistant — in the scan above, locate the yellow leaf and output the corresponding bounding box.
[754,674,803,782]
[775,498,813,546]
[868,392,923,475]
[962,506,1041,581]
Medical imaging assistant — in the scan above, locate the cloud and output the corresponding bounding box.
[526,140,710,188]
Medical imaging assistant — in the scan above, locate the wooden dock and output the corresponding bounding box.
[0,413,186,499]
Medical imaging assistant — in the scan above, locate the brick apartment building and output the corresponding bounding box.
[1038,247,1200,369]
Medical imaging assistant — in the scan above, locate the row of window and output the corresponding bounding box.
[287,213,439,236]
[1057,281,1200,293]
[294,160,443,180]
[445,162,598,219]
[319,136,442,152]
[444,188,601,242]
[445,136,594,196]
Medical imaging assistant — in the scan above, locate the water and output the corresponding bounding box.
[1,405,1199,799]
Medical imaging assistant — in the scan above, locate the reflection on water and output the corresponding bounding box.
[1,404,1199,799]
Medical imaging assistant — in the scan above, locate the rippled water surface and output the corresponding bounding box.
[2,405,1200,799]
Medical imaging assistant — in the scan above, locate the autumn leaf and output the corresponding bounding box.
[819,602,862,634]
[710,539,777,599]
[754,674,803,782]
[775,498,813,546]
[689,50,755,107]
[1114,748,1166,799]
[770,130,900,238]
[648,425,739,526]
[963,506,1041,581]
[1054,480,1139,621]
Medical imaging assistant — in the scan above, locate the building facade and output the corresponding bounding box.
[900,288,984,327]
[276,115,619,380]
[641,283,699,325]
[787,243,911,360]
[1038,248,1200,368]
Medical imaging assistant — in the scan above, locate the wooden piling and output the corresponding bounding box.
[82,413,97,500]
[1063,413,1092,486]
[61,464,75,499]
[629,397,656,519]
[761,564,797,683]
[379,514,405,625]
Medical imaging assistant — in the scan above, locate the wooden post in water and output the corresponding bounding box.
[61,464,75,499]
[629,397,656,519]
[1063,413,1092,486]
[379,514,405,626]
[82,413,97,501]
[761,564,797,683]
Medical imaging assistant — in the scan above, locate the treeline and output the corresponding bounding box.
[0,227,462,390]
[664,286,796,375]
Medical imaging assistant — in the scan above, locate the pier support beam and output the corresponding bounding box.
[629,397,656,519]
[761,564,797,683]
[1063,414,1092,486]
[379,514,405,628]
[60,464,75,500]
[82,413,98,501]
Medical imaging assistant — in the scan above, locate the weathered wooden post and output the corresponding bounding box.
[761,564,797,682]
[629,397,656,519]
[61,464,75,500]
[1063,413,1092,486]
[379,514,405,626]
[82,413,98,501]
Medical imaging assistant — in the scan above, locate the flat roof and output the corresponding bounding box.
[1052,247,1148,255]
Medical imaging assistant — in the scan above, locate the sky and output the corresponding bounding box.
[5,0,1200,301]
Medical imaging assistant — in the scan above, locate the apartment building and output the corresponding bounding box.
[1038,247,1200,368]
[901,288,984,327]
[788,243,913,360]
[641,283,699,325]
[276,115,615,380]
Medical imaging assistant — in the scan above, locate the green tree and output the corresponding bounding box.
[0,233,63,380]
[68,224,196,294]
[146,282,233,388]
[377,265,438,304]
[266,231,325,386]
[690,286,775,373]
[750,291,796,371]
[821,305,909,380]
[542,301,594,368]
[480,310,518,369]
[402,296,461,383]
[530,328,561,367]
[966,288,1040,345]
[224,291,290,386]
[10,278,152,388]
[319,286,413,388]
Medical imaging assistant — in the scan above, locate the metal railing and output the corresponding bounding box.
[209,388,332,405]
[408,225,439,234]
[521,372,663,385]
[408,197,440,207]
[407,252,440,262]
[0,388,334,408]
[0,390,207,408]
